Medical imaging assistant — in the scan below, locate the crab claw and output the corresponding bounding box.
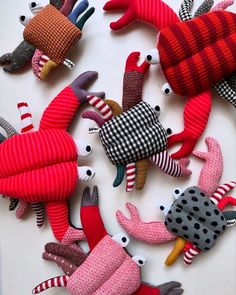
[125,51,150,74]
[157,281,184,295]
[116,203,176,244]
[78,166,95,181]
[70,71,105,102]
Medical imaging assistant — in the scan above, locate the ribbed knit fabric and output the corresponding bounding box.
[46,201,70,241]
[40,85,80,130]
[133,284,160,295]
[0,129,78,202]
[193,137,223,198]
[158,11,236,96]
[116,203,176,244]
[103,0,179,31]
[24,5,82,64]
[168,90,211,159]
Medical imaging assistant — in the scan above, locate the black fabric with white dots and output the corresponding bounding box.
[99,102,167,165]
[165,186,227,251]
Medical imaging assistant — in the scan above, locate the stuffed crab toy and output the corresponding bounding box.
[0,71,105,242]
[82,52,191,192]
[117,137,236,265]
[0,0,95,80]
[103,0,236,159]
[33,186,184,295]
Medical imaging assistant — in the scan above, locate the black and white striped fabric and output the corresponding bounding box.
[179,0,193,21]
[99,102,167,165]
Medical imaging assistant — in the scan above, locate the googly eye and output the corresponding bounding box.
[112,233,130,247]
[132,255,146,267]
[74,140,93,156]
[159,202,171,216]
[173,188,185,199]
[146,49,160,64]
[19,15,32,26]
[29,2,44,14]
[154,105,161,117]
[162,83,173,96]
[166,128,172,135]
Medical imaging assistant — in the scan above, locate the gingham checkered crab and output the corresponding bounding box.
[82,52,191,192]
[0,71,105,242]
[32,186,184,295]
[103,0,236,159]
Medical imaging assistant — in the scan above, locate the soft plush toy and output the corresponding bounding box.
[0,0,94,80]
[33,186,184,295]
[82,52,191,191]
[0,71,105,242]
[103,0,236,159]
[117,137,236,265]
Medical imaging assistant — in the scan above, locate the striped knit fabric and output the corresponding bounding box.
[17,102,34,133]
[31,202,45,228]
[211,181,236,205]
[149,150,182,177]
[40,85,80,130]
[158,11,236,96]
[0,130,78,202]
[33,275,69,294]
[183,244,201,265]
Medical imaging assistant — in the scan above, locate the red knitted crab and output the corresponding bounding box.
[0,71,105,242]
[103,0,236,159]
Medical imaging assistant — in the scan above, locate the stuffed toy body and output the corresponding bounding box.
[0,71,105,242]
[0,0,95,80]
[82,52,191,191]
[117,137,236,265]
[33,186,184,295]
[103,0,236,159]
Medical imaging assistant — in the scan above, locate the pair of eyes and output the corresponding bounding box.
[19,2,43,26]
[112,233,146,267]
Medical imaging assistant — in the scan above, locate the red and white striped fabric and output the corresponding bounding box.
[33,275,69,294]
[37,54,50,78]
[211,181,236,205]
[183,245,201,265]
[87,95,113,122]
[17,101,34,133]
[126,163,136,192]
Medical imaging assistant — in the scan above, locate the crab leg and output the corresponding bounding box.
[211,181,236,205]
[116,203,176,244]
[217,196,236,210]
[33,275,69,294]
[134,281,183,295]
[68,0,88,23]
[194,0,214,16]
[149,150,191,177]
[211,0,234,11]
[60,0,77,16]
[80,186,108,250]
[50,0,65,10]
[0,117,17,138]
[165,237,186,266]
[168,90,212,159]
[126,163,136,192]
[103,0,179,31]
[183,243,201,265]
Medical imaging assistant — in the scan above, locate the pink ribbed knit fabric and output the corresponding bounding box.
[116,203,176,244]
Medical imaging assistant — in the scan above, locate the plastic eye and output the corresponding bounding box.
[173,188,185,199]
[166,128,172,135]
[146,49,160,64]
[159,203,171,216]
[154,105,161,117]
[19,15,32,26]
[74,140,93,156]
[132,255,146,267]
[29,2,44,14]
[112,233,130,247]
[162,83,173,96]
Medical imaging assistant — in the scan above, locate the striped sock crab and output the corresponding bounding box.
[0,71,105,242]
[0,0,95,80]
[116,137,236,265]
[82,52,191,192]
[32,186,184,295]
[103,0,236,159]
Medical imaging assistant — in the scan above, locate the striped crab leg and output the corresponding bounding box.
[126,163,136,192]
[211,181,236,205]
[33,276,69,294]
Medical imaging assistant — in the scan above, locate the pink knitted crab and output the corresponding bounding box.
[103,0,236,159]
[33,186,184,295]
[0,71,105,242]
[117,137,236,265]
[82,52,191,192]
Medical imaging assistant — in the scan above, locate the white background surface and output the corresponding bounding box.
[0,0,236,294]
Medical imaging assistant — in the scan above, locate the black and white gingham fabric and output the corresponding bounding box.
[213,79,236,108]
[179,0,193,21]
[99,102,167,165]
[194,0,214,17]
